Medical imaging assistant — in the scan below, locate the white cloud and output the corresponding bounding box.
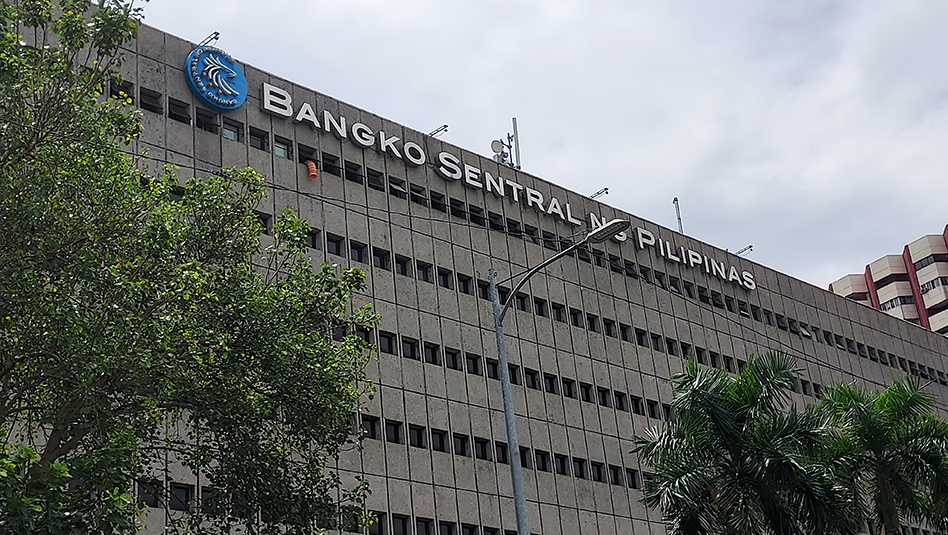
[143,0,948,286]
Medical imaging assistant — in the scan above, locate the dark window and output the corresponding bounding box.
[523,225,539,245]
[111,81,134,106]
[273,136,291,159]
[489,212,505,231]
[450,198,467,219]
[541,230,557,250]
[461,525,479,535]
[535,450,551,472]
[169,482,194,511]
[647,399,659,419]
[367,168,385,191]
[524,368,540,389]
[506,219,522,237]
[597,387,611,407]
[468,205,486,226]
[416,261,433,283]
[410,184,428,206]
[477,280,491,300]
[474,437,491,460]
[372,247,391,270]
[249,127,268,151]
[466,353,481,375]
[254,211,272,235]
[409,425,426,448]
[439,522,456,535]
[457,274,473,295]
[627,468,641,489]
[555,454,570,475]
[393,515,410,535]
[635,329,648,347]
[631,396,644,415]
[534,297,548,317]
[194,108,218,134]
[361,415,380,439]
[552,303,566,323]
[368,512,385,535]
[168,97,190,124]
[614,391,628,411]
[388,176,408,198]
[562,378,576,398]
[200,486,222,516]
[385,420,403,443]
[569,308,583,327]
[138,479,162,508]
[424,343,441,365]
[378,331,396,354]
[486,358,499,379]
[515,292,528,311]
[543,373,558,394]
[401,337,420,360]
[437,268,453,289]
[305,229,321,250]
[445,349,462,370]
[666,338,679,356]
[139,87,162,114]
[519,446,532,469]
[619,323,632,342]
[573,458,587,479]
[431,429,448,452]
[430,191,447,212]
[580,382,593,403]
[508,364,521,385]
[320,153,341,175]
[326,233,345,256]
[417,519,434,535]
[587,314,600,332]
[453,434,470,456]
[591,462,606,482]
[349,240,368,263]
[609,465,623,485]
[222,118,242,141]
[495,442,509,464]
[344,160,363,184]
[603,319,617,337]
[394,254,412,276]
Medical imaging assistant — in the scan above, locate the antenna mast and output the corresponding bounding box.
[672,197,684,234]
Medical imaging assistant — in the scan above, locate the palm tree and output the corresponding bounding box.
[820,376,948,535]
[634,352,858,535]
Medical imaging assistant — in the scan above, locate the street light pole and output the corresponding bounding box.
[488,218,631,535]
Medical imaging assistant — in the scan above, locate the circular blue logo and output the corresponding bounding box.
[184,46,247,111]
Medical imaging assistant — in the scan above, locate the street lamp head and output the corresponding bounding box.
[585,219,631,244]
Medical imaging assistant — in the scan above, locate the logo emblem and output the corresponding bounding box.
[184,46,247,111]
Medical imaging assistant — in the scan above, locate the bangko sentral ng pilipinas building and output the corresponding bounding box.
[123,24,948,535]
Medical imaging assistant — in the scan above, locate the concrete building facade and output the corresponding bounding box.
[831,227,948,336]
[122,24,948,535]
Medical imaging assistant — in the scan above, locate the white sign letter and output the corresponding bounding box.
[262,82,292,117]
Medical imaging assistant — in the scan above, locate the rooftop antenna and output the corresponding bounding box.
[428,124,448,137]
[735,244,754,256]
[590,188,609,200]
[491,117,521,169]
[198,32,220,47]
[672,197,684,234]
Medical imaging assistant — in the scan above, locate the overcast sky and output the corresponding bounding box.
[141,0,948,288]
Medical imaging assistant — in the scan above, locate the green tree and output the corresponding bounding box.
[0,1,376,533]
[634,352,859,535]
[821,377,948,535]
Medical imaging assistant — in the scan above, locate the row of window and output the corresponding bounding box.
[358,512,534,535]
[913,253,948,272]
[920,276,948,296]
[141,79,948,397]
[881,295,915,312]
[297,159,947,393]
[359,413,645,489]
